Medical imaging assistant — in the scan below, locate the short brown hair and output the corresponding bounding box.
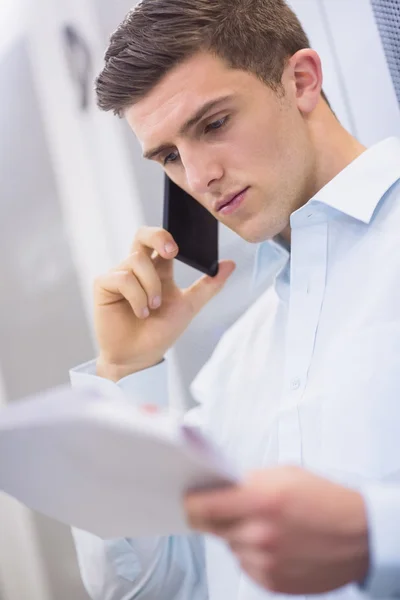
[96,0,327,116]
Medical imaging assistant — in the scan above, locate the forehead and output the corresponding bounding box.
[125,53,251,147]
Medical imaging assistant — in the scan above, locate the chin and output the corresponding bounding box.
[240,232,271,244]
[234,220,279,244]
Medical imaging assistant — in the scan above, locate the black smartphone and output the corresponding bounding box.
[163,176,219,277]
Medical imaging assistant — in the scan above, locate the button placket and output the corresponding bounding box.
[278,218,328,464]
[290,377,301,391]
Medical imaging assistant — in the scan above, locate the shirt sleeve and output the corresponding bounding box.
[69,358,208,600]
[69,358,169,409]
[72,529,207,600]
[361,484,400,598]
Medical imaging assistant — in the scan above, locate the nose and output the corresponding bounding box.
[182,148,224,197]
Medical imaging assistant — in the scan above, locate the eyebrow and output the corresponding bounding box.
[143,94,234,160]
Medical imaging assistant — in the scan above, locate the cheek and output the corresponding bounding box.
[236,113,289,170]
[224,127,275,176]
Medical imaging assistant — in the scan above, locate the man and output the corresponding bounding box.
[70,0,400,599]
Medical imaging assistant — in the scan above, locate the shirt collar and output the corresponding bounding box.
[252,237,290,292]
[300,136,400,225]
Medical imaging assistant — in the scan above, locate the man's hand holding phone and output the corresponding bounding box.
[94,227,235,382]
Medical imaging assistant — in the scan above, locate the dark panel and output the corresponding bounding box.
[371,0,400,104]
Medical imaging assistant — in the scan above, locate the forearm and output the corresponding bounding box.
[69,358,207,599]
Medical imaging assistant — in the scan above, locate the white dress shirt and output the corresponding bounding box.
[71,137,400,600]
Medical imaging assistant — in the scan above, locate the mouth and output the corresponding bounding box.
[215,187,250,215]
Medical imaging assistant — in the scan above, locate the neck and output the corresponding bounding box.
[310,101,366,193]
[281,101,367,243]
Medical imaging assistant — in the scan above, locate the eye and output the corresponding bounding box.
[205,116,229,134]
[163,151,180,166]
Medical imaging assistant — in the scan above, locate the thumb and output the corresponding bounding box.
[183,260,236,315]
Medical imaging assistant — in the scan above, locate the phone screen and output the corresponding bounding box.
[163,176,219,277]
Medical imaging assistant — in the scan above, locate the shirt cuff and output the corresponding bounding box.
[361,484,400,598]
[69,359,169,409]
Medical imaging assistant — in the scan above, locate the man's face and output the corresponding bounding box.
[126,52,316,242]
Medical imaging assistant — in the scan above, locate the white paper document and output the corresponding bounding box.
[0,386,238,537]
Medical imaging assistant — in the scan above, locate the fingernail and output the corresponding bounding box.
[165,242,177,254]
[151,296,161,309]
[142,307,150,319]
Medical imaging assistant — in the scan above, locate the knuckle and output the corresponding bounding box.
[131,252,160,290]
[132,228,143,249]
[119,274,144,305]
[253,528,275,550]
[118,270,132,285]
[266,488,288,521]
[93,274,110,294]
[130,250,147,266]
[132,226,149,249]
[136,225,148,239]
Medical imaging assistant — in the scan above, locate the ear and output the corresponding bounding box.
[287,49,323,114]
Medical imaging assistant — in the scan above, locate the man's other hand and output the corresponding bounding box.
[185,466,369,594]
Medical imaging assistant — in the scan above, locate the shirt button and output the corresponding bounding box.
[290,378,301,391]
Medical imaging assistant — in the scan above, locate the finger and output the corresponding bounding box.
[185,485,256,532]
[236,549,273,573]
[226,520,277,553]
[120,251,163,310]
[183,260,236,316]
[95,270,150,320]
[132,227,179,260]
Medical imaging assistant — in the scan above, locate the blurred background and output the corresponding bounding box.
[0,0,399,598]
